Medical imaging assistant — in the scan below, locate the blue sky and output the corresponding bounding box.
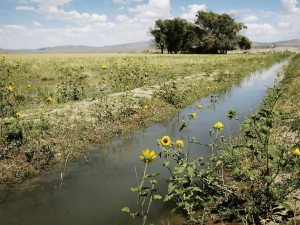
[0,0,299,49]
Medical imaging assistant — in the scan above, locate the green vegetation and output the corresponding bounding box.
[150,11,251,54]
[121,54,300,224]
[0,52,289,202]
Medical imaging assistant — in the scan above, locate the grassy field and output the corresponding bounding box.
[0,52,290,199]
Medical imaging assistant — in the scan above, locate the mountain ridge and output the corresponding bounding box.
[1,39,299,53]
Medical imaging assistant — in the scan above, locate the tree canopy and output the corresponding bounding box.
[150,11,250,54]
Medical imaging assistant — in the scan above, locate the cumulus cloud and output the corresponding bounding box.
[128,0,171,22]
[281,0,300,14]
[112,0,143,4]
[278,21,290,27]
[33,21,42,27]
[242,16,258,22]
[18,0,28,4]
[180,4,206,22]
[15,6,34,11]
[244,23,279,41]
[180,6,185,12]
[117,6,124,10]
[116,14,128,22]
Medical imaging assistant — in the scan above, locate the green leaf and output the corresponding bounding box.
[216,160,222,166]
[232,167,240,175]
[164,161,169,167]
[164,194,173,201]
[264,176,273,181]
[294,165,300,171]
[121,207,130,213]
[153,194,162,199]
[268,145,279,157]
[168,183,177,194]
[275,200,280,205]
[282,203,292,211]
[240,124,250,132]
[174,166,185,174]
[187,167,194,177]
[247,171,254,180]
[145,173,160,178]
[150,180,157,184]
[260,126,270,136]
[241,186,247,194]
[131,187,139,192]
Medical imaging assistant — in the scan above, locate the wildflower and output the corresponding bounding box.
[47,96,53,104]
[159,63,163,67]
[74,68,77,71]
[10,81,14,85]
[292,148,300,156]
[57,83,59,85]
[114,61,118,64]
[81,65,84,69]
[213,121,224,131]
[144,105,148,110]
[63,69,65,72]
[8,86,13,93]
[27,85,31,89]
[102,65,107,70]
[16,60,19,64]
[16,112,21,118]
[199,104,203,109]
[215,86,218,90]
[3,55,6,60]
[176,140,184,149]
[143,60,146,62]
[118,67,121,70]
[161,136,171,146]
[131,59,134,62]
[103,79,105,84]
[192,113,196,119]
[140,149,156,164]
[33,98,37,101]
[207,87,211,90]
[123,57,127,60]
[126,86,129,89]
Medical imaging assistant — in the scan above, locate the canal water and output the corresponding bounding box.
[0,59,289,225]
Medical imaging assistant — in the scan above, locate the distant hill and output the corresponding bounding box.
[0,39,299,54]
[0,41,153,54]
[252,39,300,47]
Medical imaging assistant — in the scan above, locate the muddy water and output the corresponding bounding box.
[0,60,289,225]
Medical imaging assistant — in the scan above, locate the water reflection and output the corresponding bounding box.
[0,60,289,225]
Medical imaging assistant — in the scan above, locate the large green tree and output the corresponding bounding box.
[194,11,247,54]
[238,35,252,50]
[150,18,197,54]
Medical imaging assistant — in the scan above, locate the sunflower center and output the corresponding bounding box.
[164,139,168,143]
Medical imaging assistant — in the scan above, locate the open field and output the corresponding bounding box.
[0,52,290,199]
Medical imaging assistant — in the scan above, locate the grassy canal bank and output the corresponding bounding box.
[0,53,290,200]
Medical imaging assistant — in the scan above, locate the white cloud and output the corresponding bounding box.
[112,0,143,4]
[116,14,129,22]
[278,21,291,27]
[117,6,124,10]
[281,0,300,14]
[15,6,34,11]
[33,21,42,27]
[244,23,279,41]
[180,6,185,12]
[128,0,171,22]
[18,0,28,4]
[180,4,206,22]
[242,16,258,22]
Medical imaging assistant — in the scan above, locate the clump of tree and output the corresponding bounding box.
[150,11,251,54]
[150,18,198,54]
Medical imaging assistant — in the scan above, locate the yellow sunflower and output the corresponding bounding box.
[192,113,196,119]
[140,149,156,164]
[16,112,21,118]
[161,136,171,146]
[102,65,107,70]
[199,104,203,109]
[213,121,224,131]
[292,148,300,156]
[176,140,184,149]
[207,87,211,90]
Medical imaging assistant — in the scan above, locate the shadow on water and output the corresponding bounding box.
[0,59,289,225]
